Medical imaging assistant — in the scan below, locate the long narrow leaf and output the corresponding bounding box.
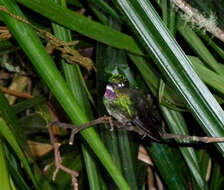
[0,118,38,189]
[0,90,39,189]
[0,138,11,190]
[15,0,142,55]
[161,106,208,189]
[177,19,224,76]
[51,0,103,189]
[148,143,189,189]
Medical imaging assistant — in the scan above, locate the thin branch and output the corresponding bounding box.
[0,87,33,99]
[47,125,79,190]
[161,133,224,143]
[49,115,224,144]
[48,115,114,145]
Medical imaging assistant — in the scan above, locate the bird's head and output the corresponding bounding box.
[104,74,129,101]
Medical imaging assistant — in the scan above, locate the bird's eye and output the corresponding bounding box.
[123,80,129,87]
[117,80,129,88]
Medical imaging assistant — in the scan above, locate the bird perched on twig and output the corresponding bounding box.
[103,74,162,142]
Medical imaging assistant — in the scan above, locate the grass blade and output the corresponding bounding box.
[51,0,103,188]
[161,106,208,189]
[16,0,142,55]
[0,139,11,190]
[177,19,224,76]
[148,143,189,189]
[0,118,38,189]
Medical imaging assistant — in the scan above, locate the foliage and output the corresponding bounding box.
[0,0,224,189]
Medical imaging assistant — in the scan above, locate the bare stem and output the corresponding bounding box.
[47,125,79,190]
[49,115,224,144]
[48,115,114,145]
[161,133,224,143]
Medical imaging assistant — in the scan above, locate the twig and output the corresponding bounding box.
[47,125,79,190]
[1,86,33,99]
[46,116,115,189]
[161,133,224,143]
[49,115,114,145]
[172,0,224,43]
[50,115,224,144]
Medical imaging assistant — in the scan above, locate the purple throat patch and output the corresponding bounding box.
[105,88,117,99]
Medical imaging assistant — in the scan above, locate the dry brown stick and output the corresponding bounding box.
[1,87,33,99]
[50,115,224,144]
[49,115,114,145]
[46,116,115,189]
[161,133,224,143]
[47,125,79,190]
[69,115,114,144]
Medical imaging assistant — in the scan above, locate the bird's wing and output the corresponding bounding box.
[132,114,161,142]
[130,89,162,142]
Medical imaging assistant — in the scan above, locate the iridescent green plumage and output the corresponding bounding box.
[103,74,161,141]
[104,87,135,122]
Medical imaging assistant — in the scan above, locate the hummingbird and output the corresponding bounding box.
[47,74,224,149]
[103,74,162,142]
[103,74,224,144]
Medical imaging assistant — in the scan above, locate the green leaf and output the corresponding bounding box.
[51,0,103,188]
[190,56,224,96]
[0,118,38,189]
[129,55,186,111]
[88,0,120,21]
[0,90,29,151]
[4,145,31,190]
[148,143,189,189]
[210,161,224,190]
[0,139,11,190]
[0,90,38,189]
[177,19,224,76]
[200,34,224,61]
[15,0,142,55]
[13,96,46,114]
[161,106,208,190]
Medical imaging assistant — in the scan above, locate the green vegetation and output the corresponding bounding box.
[0,0,224,189]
